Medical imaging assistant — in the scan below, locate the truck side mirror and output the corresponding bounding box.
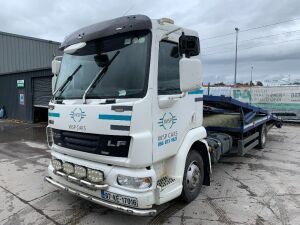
[179,57,202,92]
[52,57,61,75]
[178,33,202,92]
[179,33,200,58]
[52,76,57,94]
[51,56,62,93]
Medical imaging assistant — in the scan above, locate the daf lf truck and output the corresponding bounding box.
[45,15,281,216]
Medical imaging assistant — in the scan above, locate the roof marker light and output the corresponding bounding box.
[159,18,174,25]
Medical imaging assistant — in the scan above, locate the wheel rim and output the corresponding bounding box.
[186,161,201,192]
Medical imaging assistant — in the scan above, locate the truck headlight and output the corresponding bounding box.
[51,159,62,171]
[63,162,75,174]
[74,165,87,179]
[117,175,152,189]
[87,169,104,183]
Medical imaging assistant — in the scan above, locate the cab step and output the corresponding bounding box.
[157,176,176,189]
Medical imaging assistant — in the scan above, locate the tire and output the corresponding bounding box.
[257,124,267,149]
[181,150,204,202]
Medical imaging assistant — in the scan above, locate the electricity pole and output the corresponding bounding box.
[234,27,239,86]
[250,66,253,105]
[250,66,253,86]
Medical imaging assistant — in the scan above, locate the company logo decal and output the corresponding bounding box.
[69,108,86,122]
[158,112,177,130]
[157,112,178,147]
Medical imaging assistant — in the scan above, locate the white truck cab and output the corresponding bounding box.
[45,15,211,216]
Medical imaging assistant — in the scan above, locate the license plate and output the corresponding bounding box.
[100,190,138,207]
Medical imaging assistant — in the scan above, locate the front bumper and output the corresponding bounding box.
[45,176,157,216]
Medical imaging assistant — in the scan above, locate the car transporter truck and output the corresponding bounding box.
[45,15,282,216]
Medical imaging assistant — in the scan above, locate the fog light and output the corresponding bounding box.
[87,169,103,183]
[63,162,75,174]
[117,175,152,189]
[51,159,62,171]
[74,165,87,179]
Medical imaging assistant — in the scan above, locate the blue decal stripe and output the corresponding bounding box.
[188,89,203,95]
[98,114,131,121]
[48,112,60,118]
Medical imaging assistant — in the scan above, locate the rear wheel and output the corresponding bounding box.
[257,124,267,149]
[181,150,204,202]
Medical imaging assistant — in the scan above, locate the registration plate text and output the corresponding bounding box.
[100,190,138,207]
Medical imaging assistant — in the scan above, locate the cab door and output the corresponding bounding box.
[152,36,197,162]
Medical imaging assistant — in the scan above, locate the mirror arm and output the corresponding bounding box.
[54,56,63,61]
[162,27,182,40]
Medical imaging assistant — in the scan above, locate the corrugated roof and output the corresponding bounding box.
[0,31,60,44]
[0,31,61,75]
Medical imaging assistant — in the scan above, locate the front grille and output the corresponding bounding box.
[52,129,131,157]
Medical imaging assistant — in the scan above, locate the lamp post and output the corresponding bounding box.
[250,66,253,86]
[234,27,239,86]
[250,66,253,105]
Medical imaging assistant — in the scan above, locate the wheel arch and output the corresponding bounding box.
[190,140,211,186]
[165,127,211,186]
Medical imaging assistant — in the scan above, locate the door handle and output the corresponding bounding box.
[168,92,186,100]
[158,92,186,109]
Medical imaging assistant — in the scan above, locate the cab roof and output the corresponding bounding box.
[60,15,152,50]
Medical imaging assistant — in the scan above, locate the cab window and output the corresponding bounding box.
[158,41,181,95]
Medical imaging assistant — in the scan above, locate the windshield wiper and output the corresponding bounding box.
[82,51,120,103]
[51,64,82,102]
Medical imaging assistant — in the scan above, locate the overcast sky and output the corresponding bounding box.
[1,0,300,84]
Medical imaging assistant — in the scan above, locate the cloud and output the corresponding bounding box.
[0,0,299,83]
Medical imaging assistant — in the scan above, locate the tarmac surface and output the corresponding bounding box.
[0,120,299,225]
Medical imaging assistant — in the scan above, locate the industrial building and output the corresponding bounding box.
[0,31,60,122]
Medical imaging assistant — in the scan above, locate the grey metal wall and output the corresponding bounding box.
[0,31,60,74]
[0,69,52,122]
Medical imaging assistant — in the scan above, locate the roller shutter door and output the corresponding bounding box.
[33,76,52,107]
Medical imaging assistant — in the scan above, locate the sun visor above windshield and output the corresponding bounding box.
[60,15,152,50]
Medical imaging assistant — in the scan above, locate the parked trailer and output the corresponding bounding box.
[204,95,282,162]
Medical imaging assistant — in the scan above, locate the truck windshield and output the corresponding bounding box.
[54,30,151,99]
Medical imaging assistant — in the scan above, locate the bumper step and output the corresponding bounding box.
[44,176,157,216]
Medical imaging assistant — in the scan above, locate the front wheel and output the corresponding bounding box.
[181,150,204,202]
